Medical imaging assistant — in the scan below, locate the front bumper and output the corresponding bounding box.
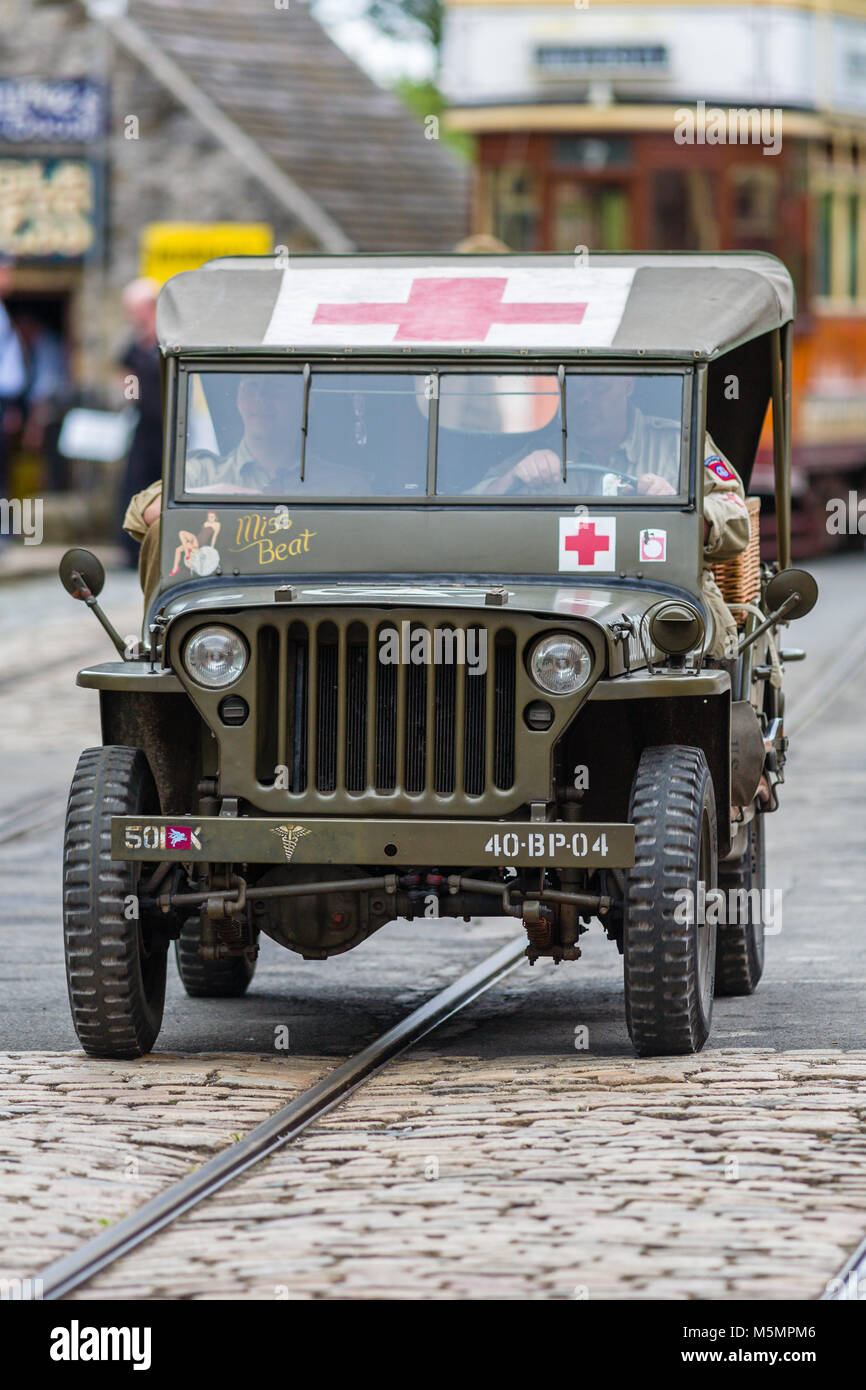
[111,816,635,868]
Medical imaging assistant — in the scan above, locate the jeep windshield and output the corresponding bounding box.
[179,368,687,500]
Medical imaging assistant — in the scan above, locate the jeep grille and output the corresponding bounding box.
[255,617,516,798]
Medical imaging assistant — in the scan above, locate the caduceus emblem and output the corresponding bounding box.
[271,823,310,862]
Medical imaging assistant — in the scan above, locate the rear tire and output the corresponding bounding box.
[715,813,766,996]
[175,916,257,998]
[63,746,167,1058]
[623,746,718,1057]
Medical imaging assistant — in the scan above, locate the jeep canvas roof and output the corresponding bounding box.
[156,252,795,360]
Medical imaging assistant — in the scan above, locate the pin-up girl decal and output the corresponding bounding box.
[170,511,222,577]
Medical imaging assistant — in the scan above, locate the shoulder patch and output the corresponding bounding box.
[705,455,734,482]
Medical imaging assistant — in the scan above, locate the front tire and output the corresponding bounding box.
[623,746,718,1057]
[63,746,168,1058]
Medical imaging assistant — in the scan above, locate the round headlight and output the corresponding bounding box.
[183,626,248,688]
[529,634,592,696]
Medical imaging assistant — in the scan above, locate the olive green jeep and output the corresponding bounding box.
[60,253,817,1058]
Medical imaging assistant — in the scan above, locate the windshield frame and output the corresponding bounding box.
[171,358,696,508]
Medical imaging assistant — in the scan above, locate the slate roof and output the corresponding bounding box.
[128,0,470,252]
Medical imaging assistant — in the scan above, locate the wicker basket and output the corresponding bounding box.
[711,495,761,625]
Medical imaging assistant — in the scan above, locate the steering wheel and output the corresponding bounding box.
[499,459,641,497]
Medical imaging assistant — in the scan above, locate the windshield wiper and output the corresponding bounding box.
[299,362,311,482]
[558,364,567,483]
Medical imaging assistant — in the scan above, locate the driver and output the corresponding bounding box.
[473,376,679,497]
[471,376,750,661]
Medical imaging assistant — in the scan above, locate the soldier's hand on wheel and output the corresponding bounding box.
[509,449,562,488]
[637,472,676,496]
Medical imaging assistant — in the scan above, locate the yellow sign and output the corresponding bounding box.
[140,222,273,283]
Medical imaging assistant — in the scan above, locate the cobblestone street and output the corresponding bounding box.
[1,1050,865,1300]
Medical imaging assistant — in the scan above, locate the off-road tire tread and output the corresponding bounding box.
[624,745,717,1057]
[63,746,167,1058]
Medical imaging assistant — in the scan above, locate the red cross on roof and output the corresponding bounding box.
[313,276,587,343]
[564,523,611,565]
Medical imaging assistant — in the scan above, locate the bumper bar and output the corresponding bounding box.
[112,816,635,869]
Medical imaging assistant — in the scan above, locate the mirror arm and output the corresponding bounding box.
[736,592,799,656]
[70,570,130,660]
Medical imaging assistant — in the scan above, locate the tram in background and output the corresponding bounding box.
[443,0,866,556]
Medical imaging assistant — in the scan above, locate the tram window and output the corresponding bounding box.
[731,168,779,243]
[816,192,833,297]
[651,170,717,250]
[848,194,859,299]
[488,166,540,251]
[552,181,629,251]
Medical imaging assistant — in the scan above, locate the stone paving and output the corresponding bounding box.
[1,1049,864,1300]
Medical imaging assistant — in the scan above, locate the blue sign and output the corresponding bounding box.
[0,79,105,143]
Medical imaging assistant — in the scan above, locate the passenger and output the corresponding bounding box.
[124,373,369,606]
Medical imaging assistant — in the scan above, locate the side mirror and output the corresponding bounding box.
[59,548,106,600]
[764,568,818,621]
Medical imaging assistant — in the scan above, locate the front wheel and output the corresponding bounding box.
[63,746,168,1058]
[623,746,718,1056]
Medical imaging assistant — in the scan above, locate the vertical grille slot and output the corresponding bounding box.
[316,623,338,793]
[463,626,486,796]
[286,622,308,793]
[405,628,427,794]
[345,623,368,793]
[375,624,397,791]
[255,625,279,785]
[434,638,456,795]
[493,630,516,790]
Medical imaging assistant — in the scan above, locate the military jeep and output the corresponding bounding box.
[60,252,817,1058]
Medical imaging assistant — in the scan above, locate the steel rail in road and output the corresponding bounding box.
[34,934,527,1300]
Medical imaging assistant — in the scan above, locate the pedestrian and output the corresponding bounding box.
[0,258,26,542]
[117,277,163,567]
[16,310,69,491]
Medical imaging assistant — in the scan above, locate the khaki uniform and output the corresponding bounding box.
[619,417,750,659]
